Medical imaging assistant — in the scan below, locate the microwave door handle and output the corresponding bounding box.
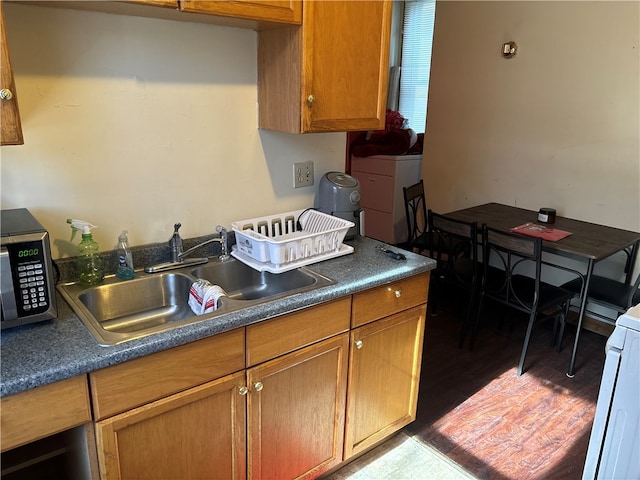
[0,247,18,322]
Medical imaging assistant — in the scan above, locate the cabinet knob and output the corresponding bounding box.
[0,89,14,100]
[388,287,402,298]
[254,382,264,392]
[306,95,315,106]
[238,386,249,396]
[355,340,363,349]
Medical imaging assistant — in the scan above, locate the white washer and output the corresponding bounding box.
[583,303,640,479]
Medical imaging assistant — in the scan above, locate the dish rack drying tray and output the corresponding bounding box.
[231,209,354,273]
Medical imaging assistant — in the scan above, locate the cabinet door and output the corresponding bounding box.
[181,0,301,24]
[95,371,246,480]
[258,0,392,133]
[248,334,349,480]
[0,4,23,146]
[344,305,426,459]
[301,1,392,132]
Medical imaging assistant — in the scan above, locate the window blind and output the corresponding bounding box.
[399,0,436,134]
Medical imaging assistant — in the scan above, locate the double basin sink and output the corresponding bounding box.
[58,258,334,346]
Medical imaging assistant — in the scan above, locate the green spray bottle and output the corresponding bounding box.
[67,218,104,286]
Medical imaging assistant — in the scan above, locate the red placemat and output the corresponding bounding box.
[510,222,572,242]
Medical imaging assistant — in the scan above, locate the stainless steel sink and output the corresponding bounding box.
[78,273,194,333]
[191,261,318,301]
[58,257,334,346]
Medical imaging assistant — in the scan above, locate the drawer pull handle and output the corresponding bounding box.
[388,287,402,298]
[355,340,363,349]
[239,386,249,396]
[254,382,264,392]
[0,89,13,100]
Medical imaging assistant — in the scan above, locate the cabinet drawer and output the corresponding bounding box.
[352,272,430,327]
[90,328,245,420]
[361,208,394,244]
[351,156,396,176]
[1,376,91,451]
[351,171,394,213]
[246,297,351,367]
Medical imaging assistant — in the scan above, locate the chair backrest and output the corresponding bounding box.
[403,180,427,245]
[480,225,543,311]
[427,210,479,285]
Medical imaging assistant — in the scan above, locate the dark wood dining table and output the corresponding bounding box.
[445,202,640,377]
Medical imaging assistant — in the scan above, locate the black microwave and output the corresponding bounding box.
[1,209,57,329]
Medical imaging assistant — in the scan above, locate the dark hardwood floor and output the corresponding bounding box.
[406,293,607,480]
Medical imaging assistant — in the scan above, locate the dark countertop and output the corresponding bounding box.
[1,236,435,398]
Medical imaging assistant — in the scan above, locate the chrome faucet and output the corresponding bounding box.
[179,225,229,261]
[145,224,229,273]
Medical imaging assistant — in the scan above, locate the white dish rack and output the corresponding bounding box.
[231,209,354,273]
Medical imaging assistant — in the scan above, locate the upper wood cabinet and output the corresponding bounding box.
[125,0,178,7]
[0,3,23,146]
[15,1,298,30]
[180,0,301,25]
[258,0,392,133]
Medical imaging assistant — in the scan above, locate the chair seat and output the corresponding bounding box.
[562,275,640,311]
[435,257,475,286]
[410,232,431,252]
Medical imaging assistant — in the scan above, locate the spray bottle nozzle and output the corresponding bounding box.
[67,218,98,242]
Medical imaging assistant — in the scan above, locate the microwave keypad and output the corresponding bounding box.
[17,263,48,313]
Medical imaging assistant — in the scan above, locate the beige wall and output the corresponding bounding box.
[1,4,346,259]
[424,1,639,233]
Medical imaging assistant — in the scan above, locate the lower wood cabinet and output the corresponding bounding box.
[344,305,426,459]
[95,371,247,480]
[95,331,350,480]
[88,272,429,479]
[1,375,91,452]
[0,375,94,478]
[247,333,349,479]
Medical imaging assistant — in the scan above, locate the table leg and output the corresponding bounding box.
[567,258,594,377]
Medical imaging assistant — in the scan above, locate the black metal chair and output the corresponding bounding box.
[398,179,429,253]
[427,210,479,347]
[560,269,640,326]
[471,225,578,376]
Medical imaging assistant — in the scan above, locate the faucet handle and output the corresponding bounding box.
[170,223,183,244]
[170,223,184,262]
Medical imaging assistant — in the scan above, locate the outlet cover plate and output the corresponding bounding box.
[293,161,314,188]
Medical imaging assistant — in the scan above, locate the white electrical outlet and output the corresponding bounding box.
[293,161,314,188]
